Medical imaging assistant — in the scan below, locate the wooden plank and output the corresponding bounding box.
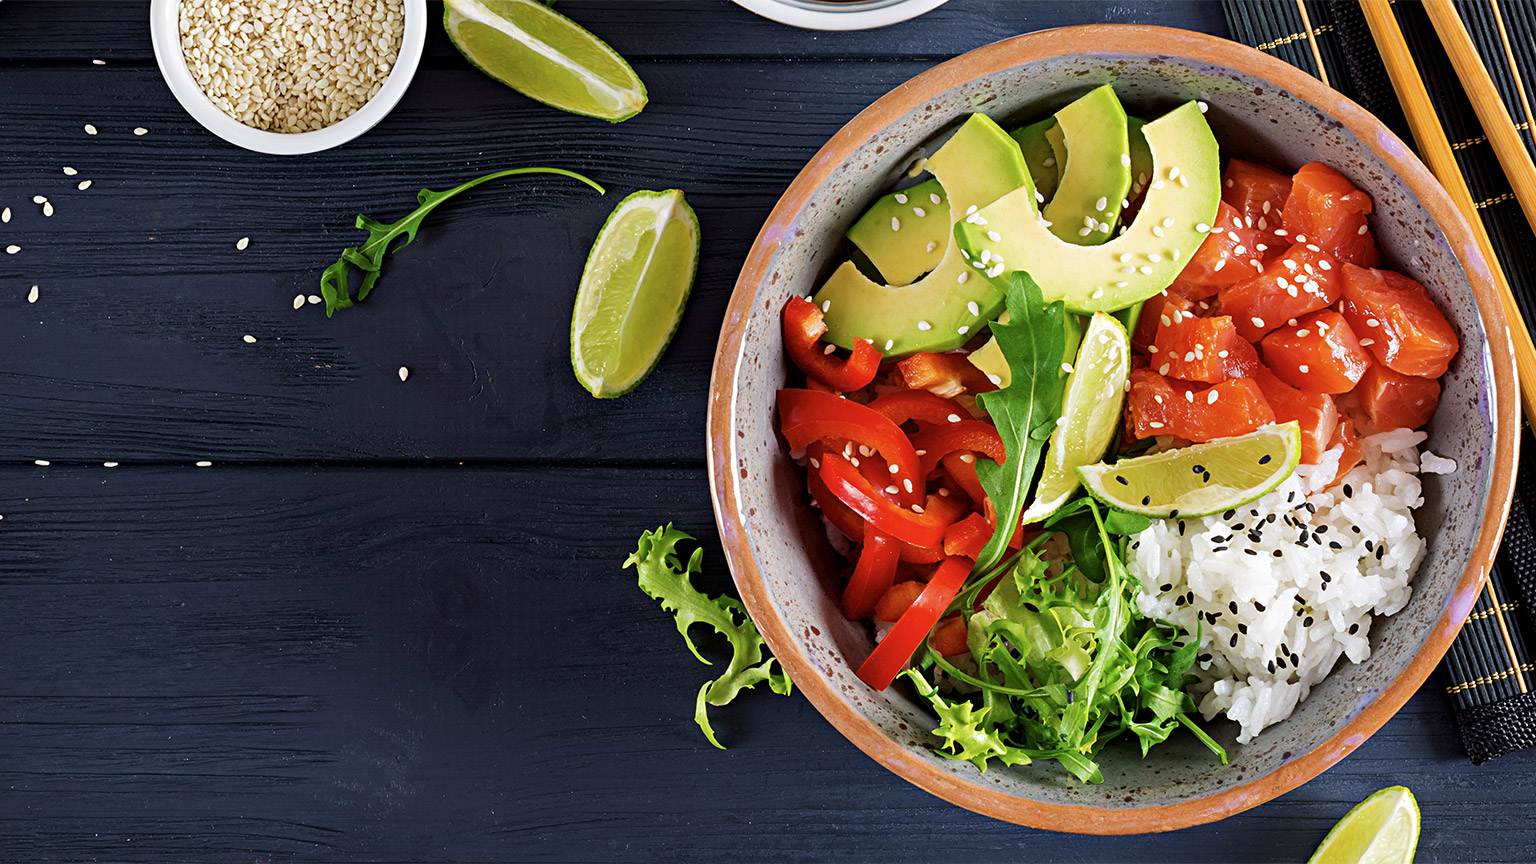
[0,1,1231,62]
[0,61,913,463]
[0,463,1527,861]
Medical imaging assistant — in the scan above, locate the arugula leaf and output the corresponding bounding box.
[625,524,791,749]
[972,272,1070,574]
[320,167,605,316]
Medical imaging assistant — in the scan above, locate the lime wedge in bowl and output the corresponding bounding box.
[444,0,647,122]
[1077,422,1301,518]
[1021,311,1129,524]
[1308,786,1420,864]
[571,189,700,398]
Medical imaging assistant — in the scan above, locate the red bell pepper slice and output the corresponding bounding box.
[841,530,901,620]
[806,449,946,563]
[817,453,961,548]
[911,420,1006,475]
[943,512,991,560]
[865,390,970,428]
[856,555,972,689]
[779,389,923,507]
[896,352,999,397]
[941,452,988,509]
[782,296,883,392]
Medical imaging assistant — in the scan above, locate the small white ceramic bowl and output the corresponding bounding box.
[732,0,953,31]
[148,0,427,155]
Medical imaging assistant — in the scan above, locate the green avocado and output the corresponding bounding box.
[1009,118,1060,203]
[954,100,1220,315]
[1127,116,1153,200]
[813,113,1031,356]
[1042,86,1130,247]
[845,178,949,287]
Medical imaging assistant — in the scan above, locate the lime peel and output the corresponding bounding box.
[1308,786,1420,864]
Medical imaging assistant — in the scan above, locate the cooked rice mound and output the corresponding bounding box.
[1128,428,1431,743]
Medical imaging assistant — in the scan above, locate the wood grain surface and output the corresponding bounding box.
[2,1,1533,862]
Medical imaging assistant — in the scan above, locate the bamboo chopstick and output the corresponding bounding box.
[1358,0,1536,428]
[1422,0,1536,235]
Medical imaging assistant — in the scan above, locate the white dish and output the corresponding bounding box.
[148,0,427,155]
[731,0,953,31]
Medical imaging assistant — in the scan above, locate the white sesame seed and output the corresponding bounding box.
[1151,180,1165,190]
[1274,228,1288,237]
[291,294,305,310]
[1251,317,1266,328]
[1196,223,1210,233]
[1183,352,1195,362]
[27,285,39,304]
[1091,287,1104,299]
[911,504,925,514]
[1178,175,1188,187]
[930,193,942,205]
[1121,153,1131,167]
[1150,421,1165,429]
[399,366,410,381]
[1366,318,1380,328]
[885,485,899,495]
[62,167,77,176]
[77,180,92,190]
[1061,362,1075,374]
[1159,363,1171,375]
[1199,101,1209,113]
[939,487,951,496]
[1357,223,1370,235]
[888,463,899,474]
[884,340,895,351]
[894,193,908,204]
[859,445,872,457]
[93,59,106,65]
[913,207,927,218]
[986,264,1005,278]
[133,127,149,136]
[34,460,49,467]
[960,454,975,464]
[5,245,19,254]
[32,195,46,204]
[242,334,256,344]
[823,343,836,355]
[1319,259,1332,270]
[925,240,938,253]
[1208,390,1219,404]
[822,300,831,313]
[1360,338,1376,346]
[0,207,7,223]
[957,271,969,285]
[916,320,931,331]
[903,478,914,494]
[987,230,1002,242]
[42,202,53,217]
[1288,318,1298,326]
[1078,226,1093,237]
[103,462,118,468]
[965,204,979,215]
[1218,350,1229,358]
[1185,390,1195,403]
[1299,364,1310,373]
[1095,196,1108,212]
[1138,265,1153,275]
[957,325,969,335]
[1149,345,1159,354]
[1297,329,1310,338]
[307,295,322,305]
[1043,157,1056,168]
[84,124,97,135]
[1214,259,1227,272]
[987,374,1002,386]
[195,460,213,468]
[890,217,900,231]
[1152,226,1165,238]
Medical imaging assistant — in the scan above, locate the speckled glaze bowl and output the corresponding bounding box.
[707,25,1518,833]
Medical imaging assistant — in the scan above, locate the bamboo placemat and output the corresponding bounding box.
[1222,0,1536,763]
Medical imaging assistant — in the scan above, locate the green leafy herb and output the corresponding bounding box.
[903,498,1226,783]
[319,167,605,316]
[625,524,791,748]
[972,272,1070,574]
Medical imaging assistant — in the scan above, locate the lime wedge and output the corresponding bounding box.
[444,0,647,122]
[571,189,699,398]
[1076,422,1301,518]
[1308,787,1420,864]
[1022,312,1129,523]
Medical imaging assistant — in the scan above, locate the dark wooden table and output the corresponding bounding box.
[2,1,1534,861]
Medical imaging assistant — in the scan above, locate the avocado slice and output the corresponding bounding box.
[1127,116,1153,200]
[1009,118,1060,203]
[954,101,1220,314]
[966,310,1083,390]
[814,113,1032,356]
[845,178,950,287]
[1042,86,1131,247]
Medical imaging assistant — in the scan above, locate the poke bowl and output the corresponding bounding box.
[706,24,1518,833]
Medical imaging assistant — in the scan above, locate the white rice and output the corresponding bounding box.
[1128,428,1432,743]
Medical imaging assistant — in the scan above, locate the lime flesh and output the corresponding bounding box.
[444,0,646,122]
[1021,312,1129,523]
[571,190,699,398]
[1308,786,1420,864]
[1077,422,1301,518]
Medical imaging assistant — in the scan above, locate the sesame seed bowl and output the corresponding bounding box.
[149,0,427,155]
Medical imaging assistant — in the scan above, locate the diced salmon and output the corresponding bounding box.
[1251,367,1338,464]
[1356,363,1442,430]
[1218,244,1342,342]
[1329,416,1363,477]
[1167,201,1267,297]
[1222,158,1293,252]
[1148,313,1257,384]
[1126,368,1276,442]
[1280,162,1379,268]
[1260,309,1373,394]
[1338,265,1460,379]
[1133,289,1196,352]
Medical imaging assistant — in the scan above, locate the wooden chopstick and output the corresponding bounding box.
[1422,0,1536,234]
[1358,0,1536,428]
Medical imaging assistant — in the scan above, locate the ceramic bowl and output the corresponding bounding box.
[731,0,954,31]
[149,0,427,155]
[707,24,1518,833]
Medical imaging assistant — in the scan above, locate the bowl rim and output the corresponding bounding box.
[148,0,427,155]
[707,23,1519,834]
[730,0,954,31]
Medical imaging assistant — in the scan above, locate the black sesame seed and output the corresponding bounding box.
[1316,525,1328,533]
[1349,623,1360,635]
[1266,513,1277,524]
[1267,661,1276,674]
[1272,550,1283,558]
[1142,495,1151,506]
[1175,595,1186,606]
[1203,471,1211,483]
[1116,475,1129,485]
[1232,523,1246,531]
[1160,583,1174,592]
[1238,623,1248,634]
[1198,653,1212,663]
[1365,539,1374,552]
[1281,642,1290,655]
[1320,570,1332,581]
[1260,454,1272,465]
[1304,616,1314,627]
[1244,548,1258,556]
[1295,594,1305,605]
[1250,509,1260,517]
[1343,484,1353,498]
[1229,601,1239,614]
[1287,491,1295,503]
[1291,653,1301,666]
[1249,531,1263,543]
[1213,546,1229,553]
[1170,509,1180,518]
[1178,521,1186,536]
[1377,545,1386,560]
[1132,541,1141,549]
[1277,656,1287,669]
[1305,503,1317,514]
[1224,509,1236,520]
[1254,601,1266,612]
[1230,633,1239,647]
[1192,464,1205,474]
[1329,541,1343,550]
